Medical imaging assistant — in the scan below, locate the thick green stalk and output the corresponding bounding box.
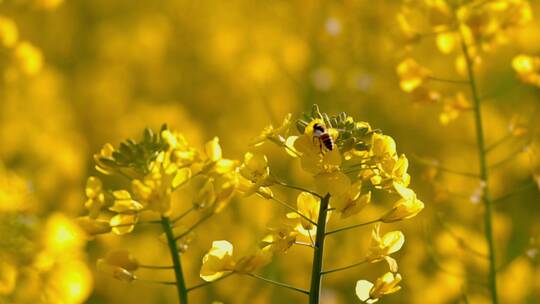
[309,194,330,304]
[460,39,498,304]
[161,216,189,304]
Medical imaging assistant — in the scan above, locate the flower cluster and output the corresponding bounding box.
[79,125,239,237]
[79,125,245,292]
[199,105,423,303]
[396,0,532,124]
[512,54,540,86]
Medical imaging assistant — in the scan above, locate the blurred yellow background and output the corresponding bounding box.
[1,0,539,303]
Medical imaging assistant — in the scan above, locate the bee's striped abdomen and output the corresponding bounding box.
[320,133,334,151]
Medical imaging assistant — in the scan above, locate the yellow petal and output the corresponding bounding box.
[205,137,222,162]
[77,217,111,235]
[436,32,457,54]
[85,176,102,198]
[110,214,138,235]
[315,172,351,197]
[285,136,300,157]
[0,17,18,48]
[355,280,374,302]
[382,231,405,255]
[512,54,538,74]
[396,58,430,93]
[14,41,43,75]
[172,168,192,188]
[393,182,415,200]
[200,240,235,282]
[372,134,397,158]
[112,190,132,200]
[109,199,144,213]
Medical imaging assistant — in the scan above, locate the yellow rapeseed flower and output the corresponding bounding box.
[238,152,273,196]
[291,119,341,174]
[261,222,298,253]
[77,217,111,235]
[396,58,431,93]
[14,41,43,75]
[200,240,236,282]
[356,272,402,303]
[365,224,405,272]
[287,192,321,235]
[0,17,18,48]
[512,54,540,86]
[93,143,116,175]
[109,213,138,235]
[439,92,471,125]
[84,177,105,218]
[251,113,292,147]
[330,181,371,218]
[109,190,144,213]
[234,247,273,274]
[381,182,424,222]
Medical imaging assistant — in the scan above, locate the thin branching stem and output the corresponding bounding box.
[321,259,367,275]
[172,173,200,192]
[272,178,323,199]
[161,216,189,304]
[187,273,233,292]
[109,220,161,228]
[261,193,317,226]
[489,144,527,169]
[325,218,380,236]
[493,181,536,204]
[294,241,315,248]
[435,215,488,259]
[174,213,213,241]
[412,155,480,179]
[117,169,134,181]
[484,133,512,154]
[135,278,177,285]
[246,273,309,295]
[309,194,330,304]
[427,76,470,85]
[460,32,498,304]
[173,206,195,224]
[307,229,315,247]
[139,264,175,269]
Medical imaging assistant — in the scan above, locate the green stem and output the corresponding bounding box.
[135,278,177,285]
[493,181,536,204]
[321,259,367,275]
[460,36,498,304]
[262,193,317,226]
[174,213,212,241]
[139,264,174,269]
[247,273,309,295]
[411,155,479,179]
[427,76,470,85]
[173,206,195,223]
[161,216,189,304]
[309,194,330,304]
[187,273,233,292]
[272,178,323,199]
[325,218,380,236]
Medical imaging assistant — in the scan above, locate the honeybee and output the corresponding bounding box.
[312,123,334,152]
